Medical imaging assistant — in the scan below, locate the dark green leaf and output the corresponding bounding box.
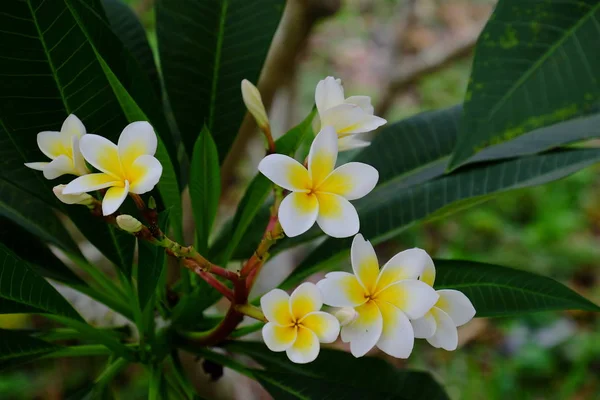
[156,0,285,160]
[450,0,600,168]
[0,243,82,320]
[0,329,59,370]
[137,211,169,310]
[434,260,600,317]
[190,127,220,253]
[283,148,600,289]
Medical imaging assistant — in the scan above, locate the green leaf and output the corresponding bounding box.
[0,243,82,320]
[434,260,600,317]
[0,329,59,370]
[226,342,449,400]
[450,0,600,168]
[190,127,220,253]
[282,148,600,289]
[156,0,285,160]
[137,212,169,310]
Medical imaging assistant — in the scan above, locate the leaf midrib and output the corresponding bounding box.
[208,0,229,130]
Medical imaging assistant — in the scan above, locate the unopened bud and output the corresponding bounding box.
[53,185,93,205]
[148,196,156,210]
[241,79,269,129]
[334,307,358,327]
[116,215,143,233]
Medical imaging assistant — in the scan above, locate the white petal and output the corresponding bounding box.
[376,248,434,291]
[79,134,123,178]
[71,135,89,176]
[320,103,387,136]
[290,282,323,321]
[427,307,458,351]
[316,272,367,308]
[42,155,75,179]
[315,76,345,115]
[376,301,414,358]
[345,95,374,115]
[258,154,310,192]
[118,121,158,170]
[300,311,340,343]
[53,185,92,205]
[411,311,437,339]
[63,173,120,194]
[350,234,379,294]
[127,155,162,194]
[436,290,476,327]
[376,280,439,319]
[262,323,297,352]
[286,326,320,364]
[278,192,318,237]
[102,180,129,216]
[338,136,371,152]
[315,193,359,238]
[37,131,65,159]
[24,162,49,171]
[260,289,293,326]
[341,301,383,357]
[60,114,86,139]
[308,126,338,187]
[318,162,378,200]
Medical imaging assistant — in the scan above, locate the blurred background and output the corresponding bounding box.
[2,0,600,398]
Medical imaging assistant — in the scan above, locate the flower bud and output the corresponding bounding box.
[116,215,143,233]
[334,307,358,327]
[241,79,269,129]
[53,185,93,205]
[148,196,157,210]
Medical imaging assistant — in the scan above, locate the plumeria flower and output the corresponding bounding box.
[261,282,340,364]
[258,126,378,238]
[314,76,386,151]
[25,114,90,179]
[317,234,438,358]
[63,122,162,216]
[52,185,93,206]
[411,263,476,351]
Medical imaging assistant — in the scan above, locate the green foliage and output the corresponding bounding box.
[0,329,59,371]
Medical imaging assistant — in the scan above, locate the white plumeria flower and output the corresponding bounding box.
[260,282,340,364]
[317,234,439,358]
[24,114,90,179]
[52,185,93,205]
[258,126,378,238]
[411,263,476,351]
[314,76,387,151]
[63,122,163,216]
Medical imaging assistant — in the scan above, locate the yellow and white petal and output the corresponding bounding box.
[315,193,359,238]
[350,234,379,294]
[117,121,158,171]
[427,307,458,351]
[341,301,383,357]
[420,262,436,287]
[79,134,123,178]
[376,280,438,320]
[436,290,476,327]
[63,173,120,194]
[308,126,338,187]
[411,311,437,339]
[375,301,414,359]
[260,288,293,326]
[37,131,67,159]
[315,76,345,115]
[344,95,374,115]
[317,162,378,200]
[127,155,163,194]
[376,248,434,291]
[338,136,371,152]
[262,322,297,352]
[320,103,387,136]
[278,192,318,237]
[316,272,367,308]
[71,135,89,176]
[60,114,86,139]
[102,180,129,216]
[286,326,320,364]
[258,154,310,192]
[43,155,75,180]
[300,311,340,343]
[290,282,323,321]
[24,162,49,171]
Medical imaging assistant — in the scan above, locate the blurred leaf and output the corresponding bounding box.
[226,342,449,400]
[190,127,220,253]
[434,260,600,316]
[0,243,82,320]
[0,329,59,370]
[450,0,600,168]
[137,211,169,310]
[156,0,285,160]
[282,148,600,289]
